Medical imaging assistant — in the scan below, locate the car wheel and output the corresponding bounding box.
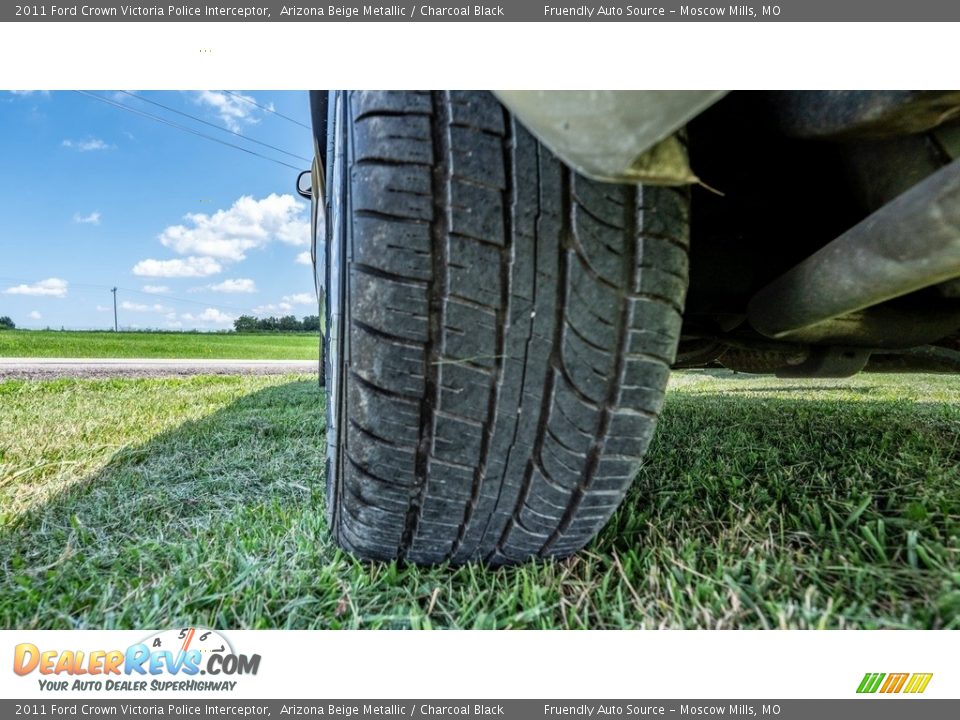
[324,90,689,565]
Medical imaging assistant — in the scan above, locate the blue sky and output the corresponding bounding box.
[0,90,317,331]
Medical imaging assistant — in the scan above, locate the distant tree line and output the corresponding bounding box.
[0,316,15,330]
[233,315,321,333]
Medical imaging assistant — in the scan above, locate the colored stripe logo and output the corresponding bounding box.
[857,672,933,694]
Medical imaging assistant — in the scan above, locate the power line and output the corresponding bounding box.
[117,90,311,163]
[114,285,254,314]
[112,284,272,315]
[74,91,304,171]
[0,275,263,315]
[221,90,313,130]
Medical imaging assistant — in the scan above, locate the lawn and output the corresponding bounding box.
[0,371,958,629]
[0,330,319,360]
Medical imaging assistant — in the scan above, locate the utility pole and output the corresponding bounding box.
[111,287,118,332]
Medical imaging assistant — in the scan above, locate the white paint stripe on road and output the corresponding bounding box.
[0,357,318,377]
[0,357,314,367]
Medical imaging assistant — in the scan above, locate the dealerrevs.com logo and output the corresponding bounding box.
[13,628,261,692]
[857,672,933,694]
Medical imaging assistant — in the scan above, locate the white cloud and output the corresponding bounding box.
[62,138,114,152]
[135,196,307,285]
[132,256,222,278]
[120,301,173,314]
[142,284,170,294]
[210,278,257,293]
[166,320,183,329]
[156,194,308,262]
[29,310,42,320]
[182,308,234,325]
[96,304,110,312]
[251,293,313,315]
[295,251,312,266]
[252,302,293,315]
[194,90,267,132]
[73,211,101,225]
[283,292,314,306]
[201,308,234,324]
[3,278,68,297]
[9,90,50,97]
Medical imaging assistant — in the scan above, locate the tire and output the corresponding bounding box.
[324,90,689,565]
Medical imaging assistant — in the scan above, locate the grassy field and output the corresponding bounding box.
[0,330,319,360]
[1,371,958,629]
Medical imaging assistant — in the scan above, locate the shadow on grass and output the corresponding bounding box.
[2,378,958,629]
[0,381,337,629]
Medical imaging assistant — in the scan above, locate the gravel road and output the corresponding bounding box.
[0,358,319,380]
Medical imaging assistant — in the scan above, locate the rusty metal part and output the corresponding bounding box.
[934,120,960,160]
[776,348,871,378]
[673,338,726,368]
[694,339,960,376]
[720,345,869,378]
[866,345,960,374]
[777,304,960,349]
[747,157,960,340]
[772,91,960,140]
[937,279,960,298]
[843,133,950,214]
[936,334,960,351]
[494,90,725,184]
[718,346,808,374]
[839,124,960,322]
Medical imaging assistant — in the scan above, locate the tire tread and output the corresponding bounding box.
[329,90,689,565]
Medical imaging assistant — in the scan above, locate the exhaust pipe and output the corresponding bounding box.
[747,157,960,339]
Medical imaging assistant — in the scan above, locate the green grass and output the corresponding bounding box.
[0,330,319,360]
[1,371,958,629]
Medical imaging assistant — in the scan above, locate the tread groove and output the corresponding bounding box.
[349,369,421,403]
[354,108,432,122]
[345,452,412,490]
[489,162,572,560]
[538,185,640,556]
[449,108,514,560]
[354,157,432,169]
[399,91,450,561]
[572,195,625,231]
[473,136,543,557]
[354,208,429,225]
[350,318,424,349]
[349,417,398,447]
[353,262,429,287]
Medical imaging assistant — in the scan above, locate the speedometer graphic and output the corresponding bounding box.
[141,627,234,658]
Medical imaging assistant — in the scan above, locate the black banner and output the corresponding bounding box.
[5,0,960,22]
[3,700,959,719]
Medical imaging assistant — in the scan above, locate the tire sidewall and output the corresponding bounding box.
[324,91,347,538]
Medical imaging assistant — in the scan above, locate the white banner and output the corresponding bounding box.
[0,630,954,700]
